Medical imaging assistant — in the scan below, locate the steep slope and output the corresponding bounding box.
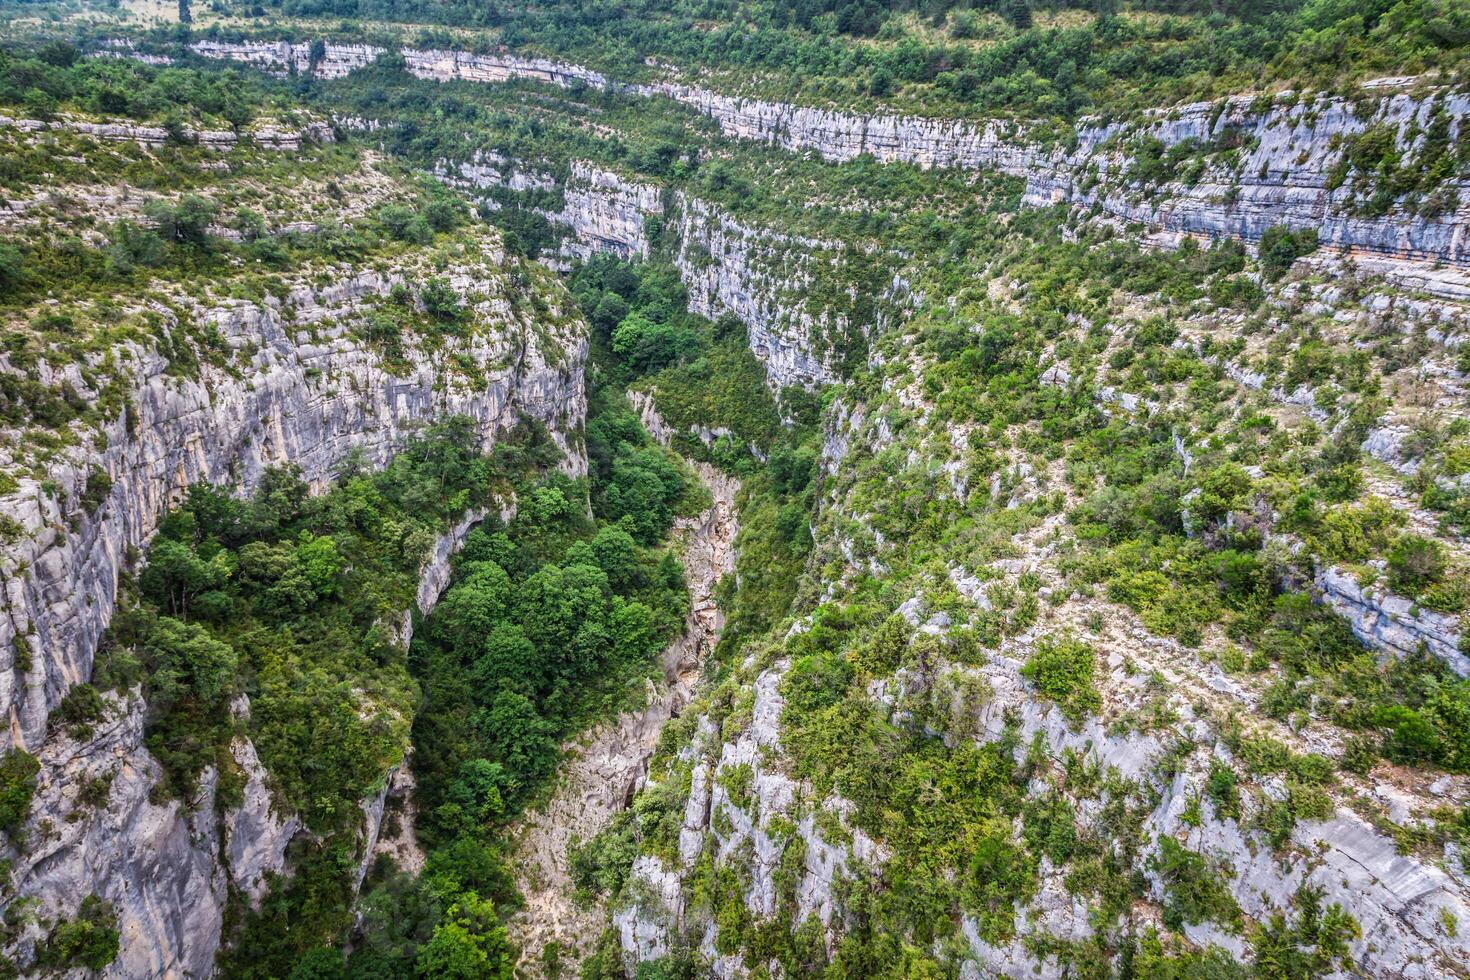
[0,93,589,975]
[4,12,1470,979]
[506,405,738,970]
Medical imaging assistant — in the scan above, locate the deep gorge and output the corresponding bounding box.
[3,4,1470,977]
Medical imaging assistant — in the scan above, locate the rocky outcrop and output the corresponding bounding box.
[433,149,558,195]
[1316,566,1469,677]
[188,38,384,79]
[8,695,226,978]
[1026,93,1470,266]
[0,252,586,755]
[0,113,334,151]
[223,727,301,906]
[188,39,608,89]
[614,658,888,975]
[552,162,664,261]
[180,38,1470,267]
[402,47,609,89]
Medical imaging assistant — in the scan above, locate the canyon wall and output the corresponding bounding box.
[0,245,587,974]
[432,156,906,388]
[0,257,585,753]
[10,503,509,977]
[182,39,1470,267]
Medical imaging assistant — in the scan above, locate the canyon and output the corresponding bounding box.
[3,16,1470,978]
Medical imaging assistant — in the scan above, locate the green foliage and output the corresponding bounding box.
[586,398,691,546]
[412,455,687,847]
[0,749,38,841]
[38,895,120,972]
[1250,886,1360,979]
[50,682,108,740]
[1205,760,1241,821]
[1387,533,1447,595]
[1258,225,1319,280]
[413,894,514,979]
[570,811,641,901]
[1020,635,1101,724]
[118,418,568,975]
[0,45,267,127]
[1148,837,1243,933]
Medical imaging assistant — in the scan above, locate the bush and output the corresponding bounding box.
[1258,224,1319,279]
[1020,635,1101,724]
[1148,837,1243,932]
[420,278,463,323]
[0,749,39,840]
[1387,533,1447,595]
[38,895,120,972]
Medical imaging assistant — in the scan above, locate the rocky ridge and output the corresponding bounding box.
[0,112,335,152]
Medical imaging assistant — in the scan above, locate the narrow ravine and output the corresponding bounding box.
[505,413,739,970]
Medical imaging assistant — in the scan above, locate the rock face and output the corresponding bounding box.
[0,248,588,975]
[0,257,586,754]
[10,695,226,978]
[638,84,1470,267]
[0,112,334,151]
[188,39,609,88]
[188,39,385,79]
[180,38,1470,267]
[670,194,898,388]
[552,162,664,262]
[507,404,739,973]
[1316,566,1470,677]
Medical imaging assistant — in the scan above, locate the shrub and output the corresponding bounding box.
[1259,225,1319,279]
[38,895,120,972]
[1020,635,1101,724]
[1148,836,1243,932]
[0,749,39,840]
[1387,533,1447,595]
[420,278,463,323]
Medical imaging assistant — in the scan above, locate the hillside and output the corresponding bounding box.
[0,3,1469,978]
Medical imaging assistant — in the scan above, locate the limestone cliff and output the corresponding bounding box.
[184,39,1470,269]
[0,236,588,977]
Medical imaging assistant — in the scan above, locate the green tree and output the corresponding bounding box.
[287,948,348,980]
[295,532,343,598]
[1259,225,1319,279]
[414,894,514,979]
[143,617,238,708]
[435,563,513,655]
